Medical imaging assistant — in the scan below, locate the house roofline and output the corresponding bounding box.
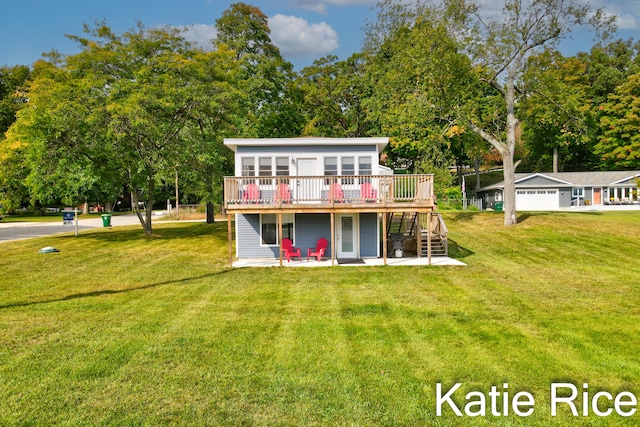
[514,173,572,185]
[224,137,389,153]
[610,173,640,185]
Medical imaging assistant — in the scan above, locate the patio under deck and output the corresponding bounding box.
[232,256,466,268]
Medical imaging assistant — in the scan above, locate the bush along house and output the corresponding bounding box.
[223,137,448,266]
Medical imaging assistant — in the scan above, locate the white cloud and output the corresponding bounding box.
[293,0,377,14]
[615,12,639,30]
[269,14,339,58]
[577,0,640,30]
[181,24,217,49]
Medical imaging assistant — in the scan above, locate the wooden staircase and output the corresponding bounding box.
[386,212,418,236]
[420,233,448,257]
[419,213,448,257]
[386,212,448,257]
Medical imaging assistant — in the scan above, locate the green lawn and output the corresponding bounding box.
[1,211,639,426]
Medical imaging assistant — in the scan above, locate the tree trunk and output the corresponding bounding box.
[501,149,517,226]
[206,201,215,224]
[553,147,559,173]
[133,177,155,235]
[83,201,90,215]
[502,71,518,226]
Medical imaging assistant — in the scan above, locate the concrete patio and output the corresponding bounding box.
[232,256,466,268]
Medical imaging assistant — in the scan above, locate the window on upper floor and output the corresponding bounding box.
[258,157,272,185]
[241,157,255,176]
[276,157,289,176]
[324,157,337,184]
[358,156,372,183]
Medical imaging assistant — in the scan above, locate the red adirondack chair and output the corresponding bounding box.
[282,238,300,262]
[307,237,328,262]
[330,182,344,203]
[360,182,377,202]
[276,183,291,203]
[242,183,260,203]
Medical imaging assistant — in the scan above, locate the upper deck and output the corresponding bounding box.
[224,174,435,214]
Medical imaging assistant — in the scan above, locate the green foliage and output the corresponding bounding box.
[596,71,640,169]
[300,54,374,137]
[4,23,241,233]
[0,65,30,135]
[215,2,305,138]
[365,6,474,172]
[521,50,598,171]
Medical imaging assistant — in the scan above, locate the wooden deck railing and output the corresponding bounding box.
[224,174,434,209]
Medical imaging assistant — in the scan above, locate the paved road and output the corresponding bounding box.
[0,214,145,243]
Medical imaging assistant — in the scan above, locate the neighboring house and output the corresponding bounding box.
[478,171,640,211]
[223,137,446,266]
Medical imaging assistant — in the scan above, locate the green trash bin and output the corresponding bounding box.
[101,213,112,227]
[494,201,503,212]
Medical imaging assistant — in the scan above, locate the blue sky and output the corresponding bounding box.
[1,0,637,71]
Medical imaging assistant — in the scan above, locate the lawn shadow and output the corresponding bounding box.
[444,211,483,222]
[447,238,474,259]
[0,269,231,310]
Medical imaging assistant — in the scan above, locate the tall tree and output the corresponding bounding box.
[215,2,305,138]
[0,65,30,135]
[5,23,240,233]
[365,5,474,178]
[300,54,373,137]
[0,65,31,212]
[595,71,640,169]
[447,0,612,225]
[521,50,597,172]
[367,0,613,224]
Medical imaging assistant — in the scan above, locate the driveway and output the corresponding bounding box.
[0,214,146,243]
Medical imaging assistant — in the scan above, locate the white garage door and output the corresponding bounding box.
[516,189,559,211]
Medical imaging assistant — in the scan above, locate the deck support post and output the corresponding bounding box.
[416,213,421,258]
[382,212,387,266]
[278,213,283,267]
[227,213,233,267]
[427,212,432,265]
[330,212,335,266]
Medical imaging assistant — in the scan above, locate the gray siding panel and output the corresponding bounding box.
[295,214,332,258]
[236,214,279,258]
[558,187,573,207]
[359,213,378,257]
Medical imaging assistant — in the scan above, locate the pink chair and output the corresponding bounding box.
[330,182,344,203]
[282,238,300,262]
[242,183,260,203]
[276,183,291,203]
[360,182,377,202]
[307,237,328,262]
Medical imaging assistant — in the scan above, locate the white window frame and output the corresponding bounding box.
[260,213,295,246]
[241,157,255,176]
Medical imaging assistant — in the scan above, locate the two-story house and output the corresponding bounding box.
[223,137,446,266]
